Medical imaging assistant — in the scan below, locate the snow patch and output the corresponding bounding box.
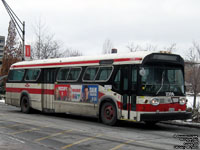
[0,98,5,103]
[186,96,200,108]
[0,100,5,103]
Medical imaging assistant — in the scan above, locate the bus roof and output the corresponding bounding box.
[10,51,174,69]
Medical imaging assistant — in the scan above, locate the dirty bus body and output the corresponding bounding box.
[6,51,191,125]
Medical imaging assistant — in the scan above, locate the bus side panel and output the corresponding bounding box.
[6,83,21,107]
[5,83,12,105]
[54,101,98,117]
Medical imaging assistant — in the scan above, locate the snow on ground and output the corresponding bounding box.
[186,96,200,108]
[0,99,5,103]
[0,97,5,103]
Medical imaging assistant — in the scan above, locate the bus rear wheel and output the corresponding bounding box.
[101,102,117,126]
[21,96,31,113]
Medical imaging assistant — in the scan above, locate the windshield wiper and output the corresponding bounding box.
[156,71,165,95]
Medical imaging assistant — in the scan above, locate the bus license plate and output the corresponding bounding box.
[169,108,175,112]
[172,97,179,103]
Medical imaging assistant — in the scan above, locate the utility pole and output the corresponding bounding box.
[1,0,25,60]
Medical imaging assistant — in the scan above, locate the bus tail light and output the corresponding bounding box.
[179,98,186,105]
[150,98,160,106]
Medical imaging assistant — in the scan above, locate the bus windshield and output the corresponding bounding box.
[140,66,184,96]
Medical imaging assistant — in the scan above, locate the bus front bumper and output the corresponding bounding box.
[140,112,192,121]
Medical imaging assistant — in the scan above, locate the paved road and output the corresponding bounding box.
[0,102,199,150]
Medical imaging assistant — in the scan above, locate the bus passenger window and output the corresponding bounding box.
[67,68,81,81]
[95,67,113,81]
[113,69,121,90]
[131,68,137,91]
[8,69,25,81]
[83,67,99,81]
[57,68,69,81]
[25,69,41,81]
[123,67,129,91]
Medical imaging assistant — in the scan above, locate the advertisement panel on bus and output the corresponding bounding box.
[54,84,98,104]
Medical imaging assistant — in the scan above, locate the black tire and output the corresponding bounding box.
[100,102,117,126]
[21,96,31,113]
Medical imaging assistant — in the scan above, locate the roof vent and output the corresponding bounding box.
[111,48,117,53]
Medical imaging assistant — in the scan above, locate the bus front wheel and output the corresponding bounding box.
[21,96,31,113]
[100,102,117,126]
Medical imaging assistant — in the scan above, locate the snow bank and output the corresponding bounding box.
[0,96,5,103]
[187,96,200,108]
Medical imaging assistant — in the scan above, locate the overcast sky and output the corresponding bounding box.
[0,0,200,57]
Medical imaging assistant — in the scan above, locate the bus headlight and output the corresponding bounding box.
[150,98,160,106]
[179,98,186,105]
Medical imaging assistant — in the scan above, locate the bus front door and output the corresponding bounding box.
[121,66,137,121]
[42,69,56,112]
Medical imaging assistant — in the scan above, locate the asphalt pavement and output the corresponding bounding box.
[0,102,199,150]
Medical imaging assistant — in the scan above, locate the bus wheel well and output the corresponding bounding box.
[20,94,28,105]
[20,94,31,113]
[99,99,117,123]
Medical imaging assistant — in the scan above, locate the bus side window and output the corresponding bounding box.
[123,67,129,91]
[131,68,137,92]
[25,69,41,81]
[67,67,81,81]
[8,69,25,81]
[83,67,99,81]
[95,67,113,81]
[57,68,69,81]
[113,69,121,91]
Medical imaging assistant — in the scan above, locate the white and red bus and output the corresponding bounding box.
[6,51,191,125]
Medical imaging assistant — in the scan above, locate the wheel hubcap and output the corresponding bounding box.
[104,105,114,120]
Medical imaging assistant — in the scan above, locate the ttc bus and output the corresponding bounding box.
[6,51,191,125]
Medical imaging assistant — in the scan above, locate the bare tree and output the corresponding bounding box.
[163,43,176,53]
[102,39,113,54]
[63,48,82,57]
[126,42,140,52]
[145,43,157,51]
[185,41,200,109]
[31,20,82,59]
[31,20,62,59]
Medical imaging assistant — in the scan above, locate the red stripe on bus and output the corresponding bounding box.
[116,101,186,111]
[11,57,142,68]
[43,89,55,95]
[136,103,186,112]
[98,92,105,99]
[6,88,54,95]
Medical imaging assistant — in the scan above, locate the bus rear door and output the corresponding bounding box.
[42,69,56,112]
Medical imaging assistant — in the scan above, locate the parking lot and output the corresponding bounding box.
[0,102,199,150]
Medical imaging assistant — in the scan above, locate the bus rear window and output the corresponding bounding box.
[8,69,25,81]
